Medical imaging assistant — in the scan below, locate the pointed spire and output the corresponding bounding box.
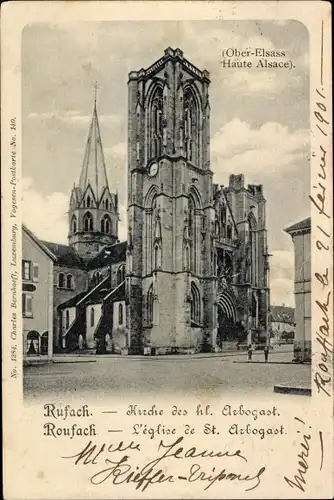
[78,83,109,201]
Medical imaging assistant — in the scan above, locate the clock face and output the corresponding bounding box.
[148,162,159,177]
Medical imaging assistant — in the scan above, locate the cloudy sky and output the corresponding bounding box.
[22,20,310,307]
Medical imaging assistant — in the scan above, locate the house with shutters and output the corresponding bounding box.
[22,225,55,360]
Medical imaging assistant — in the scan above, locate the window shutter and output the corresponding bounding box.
[33,263,39,282]
[22,293,26,315]
[27,295,33,315]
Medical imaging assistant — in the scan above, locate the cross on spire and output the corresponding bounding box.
[93,81,100,108]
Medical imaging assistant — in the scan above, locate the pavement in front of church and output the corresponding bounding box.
[24,345,311,403]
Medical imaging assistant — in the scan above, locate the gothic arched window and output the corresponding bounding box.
[101,214,111,234]
[247,214,258,286]
[147,285,154,325]
[117,264,125,285]
[190,282,200,324]
[58,273,65,288]
[65,310,70,329]
[188,196,196,273]
[83,212,93,231]
[66,274,74,290]
[149,87,163,160]
[86,196,91,208]
[221,206,226,238]
[226,223,232,240]
[93,271,102,286]
[90,307,95,327]
[184,88,199,165]
[118,303,123,325]
[71,215,77,233]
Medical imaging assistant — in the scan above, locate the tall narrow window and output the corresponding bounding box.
[188,197,196,273]
[150,87,163,160]
[90,307,95,327]
[190,282,200,324]
[226,223,232,240]
[117,264,125,285]
[154,245,159,270]
[83,212,93,231]
[247,214,258,286]
[66,274,74,290]
[58,273,65,288]
[86,196,91,208]
[71,215,77,233]
[147,285,154,325]
[65,309,70,329]
[118,303,123,325]
[184,88,199,165]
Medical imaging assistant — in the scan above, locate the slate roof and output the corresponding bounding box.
[41,240,86,268]
[58,279,125,310]
[271,306,295,324]
[78,100,110,202]
[84,280,125,306]
[88,241,127,269]
[285,217,311,234]
[57,291,88,310]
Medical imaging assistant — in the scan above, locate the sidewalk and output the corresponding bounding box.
[23,347,294,365]
[50,348,294,363]
[274,382,311,396]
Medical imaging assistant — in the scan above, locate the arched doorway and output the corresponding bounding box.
[216,290,238,345]
[27,330,40,355]
[41,332,48,355]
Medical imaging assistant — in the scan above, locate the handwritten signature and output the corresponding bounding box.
[62,436,266,492]
[284,417,324,492]
[311,86,333,398]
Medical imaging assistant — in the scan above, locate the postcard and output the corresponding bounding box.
[1,1,333,498]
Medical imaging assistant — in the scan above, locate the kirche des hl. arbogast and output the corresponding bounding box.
[23,47,271,358]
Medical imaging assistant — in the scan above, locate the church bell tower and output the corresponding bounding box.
[127,48,215,354]
[68,93,119,259]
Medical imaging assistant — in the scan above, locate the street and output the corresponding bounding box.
[24,345,311,402]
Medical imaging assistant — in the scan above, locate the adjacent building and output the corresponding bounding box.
[285,217,311,362]
[270,305,295,343]
[22,225,55,360]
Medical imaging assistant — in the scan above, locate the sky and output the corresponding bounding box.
[22,20,310,307]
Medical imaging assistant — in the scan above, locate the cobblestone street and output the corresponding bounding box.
[24,345,311,402]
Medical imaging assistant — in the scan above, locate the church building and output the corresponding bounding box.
[27,47,270,355]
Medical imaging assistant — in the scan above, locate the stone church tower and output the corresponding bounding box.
[126,48,270,354]
[127,47,214,353]
[68,97,119,258]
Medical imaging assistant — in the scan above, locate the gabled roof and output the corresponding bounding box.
[271,305,295,324]
[88,241,127,269]
[22,224,57,261]
[78,100,109,202]
[285,217,311,234]
[41,240,85,267]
